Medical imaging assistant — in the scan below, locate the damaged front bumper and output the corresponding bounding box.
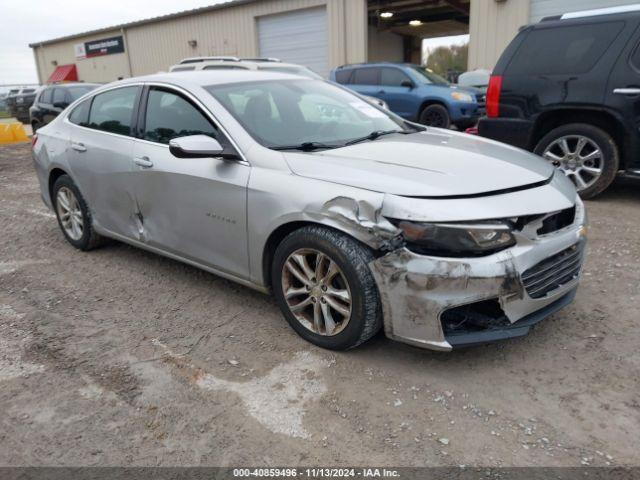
[369,208,587,351]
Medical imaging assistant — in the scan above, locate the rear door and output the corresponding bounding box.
[131,85,250,277]
[379,67,416,118]
[605,19,640,170]
[348,67,381,99]
[67,85,141,238]
[38,88,55,124]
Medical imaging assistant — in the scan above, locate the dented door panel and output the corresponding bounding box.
[68,128,138,238]
[131,140,251,278]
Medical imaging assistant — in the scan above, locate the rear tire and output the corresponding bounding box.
[52,175,105,251]
[534,123,618,199]
[271,225,382,350]
[419,104,451,128]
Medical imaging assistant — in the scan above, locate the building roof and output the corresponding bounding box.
[29,0,258,48]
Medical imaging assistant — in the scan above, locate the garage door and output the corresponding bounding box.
[258,7,328,78]
[530,0,640,22]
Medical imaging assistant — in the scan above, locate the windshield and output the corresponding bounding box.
[68,86,97,101]
[206,79,409,149]
[409,67,450,86]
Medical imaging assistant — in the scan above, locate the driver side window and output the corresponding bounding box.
[142,88,219,145]
[380,68,411,87]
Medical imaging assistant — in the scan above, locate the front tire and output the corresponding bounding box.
[534,123,618,199]
[419,104,451,128]
[272,225,382,350]
[52,175,104,251]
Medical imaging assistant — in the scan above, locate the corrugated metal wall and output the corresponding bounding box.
[530,0,640,22]
[468,0,530,71]
[32,0,367,83]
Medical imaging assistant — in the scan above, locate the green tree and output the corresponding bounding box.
[424,43,468,77]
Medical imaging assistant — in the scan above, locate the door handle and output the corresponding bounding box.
[134,156,154,168]
[71,142,86,152]
[613,88,640,95]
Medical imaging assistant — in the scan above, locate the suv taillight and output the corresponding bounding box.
[31,134,38,148]
[486,75,502,118]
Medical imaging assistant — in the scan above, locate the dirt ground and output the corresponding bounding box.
[0,142,638,468]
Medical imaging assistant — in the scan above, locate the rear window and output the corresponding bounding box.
[172,66,196,72]
[22,89,35,94]
[506,21,624,75]
[334,69,353,84]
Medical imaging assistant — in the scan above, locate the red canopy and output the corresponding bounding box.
[47,64,78,83]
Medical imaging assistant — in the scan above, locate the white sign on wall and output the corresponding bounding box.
[74,43,87,60]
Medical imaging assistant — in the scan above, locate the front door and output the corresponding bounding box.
[378,67,415,119]
[131,86,250,278]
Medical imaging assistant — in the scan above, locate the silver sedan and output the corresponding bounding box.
[32,71,587,351]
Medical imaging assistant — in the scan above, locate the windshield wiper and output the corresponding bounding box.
[271,142,339,152]
[344,129,409,146]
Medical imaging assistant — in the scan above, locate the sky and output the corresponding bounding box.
[0,0,469,88]
[0,0,222,86]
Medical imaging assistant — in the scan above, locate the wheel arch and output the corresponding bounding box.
[48,167,68,204]
[261,218,389,291]
[531,108,627,168]
[418,98,449,117]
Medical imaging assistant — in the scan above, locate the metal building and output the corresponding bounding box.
[30,0,472,83]
[30,0,638,85]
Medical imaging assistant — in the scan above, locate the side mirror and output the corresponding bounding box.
[401,80,414,89]
[169,135,239,160]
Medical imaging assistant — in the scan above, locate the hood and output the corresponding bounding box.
[283,129,555,197]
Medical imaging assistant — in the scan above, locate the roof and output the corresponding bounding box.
[99,69,310,90]
[29,0,258,48]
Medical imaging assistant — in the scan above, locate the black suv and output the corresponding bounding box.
[30,83,99,132]
[7,87,38,123]
[479,7,640,198]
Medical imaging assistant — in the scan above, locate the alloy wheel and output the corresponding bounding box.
[281,248,352,336]
[542,135,603,191]
[56,187,84,241]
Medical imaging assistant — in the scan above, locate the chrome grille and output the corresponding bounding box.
[521,242,584,299]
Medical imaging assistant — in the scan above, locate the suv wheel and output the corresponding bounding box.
[534,123,618,199]
[52,175,105,251]
[271,225,382,350]
[419,104,451,128]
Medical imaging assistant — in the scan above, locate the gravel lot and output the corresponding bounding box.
[1,143,639,467]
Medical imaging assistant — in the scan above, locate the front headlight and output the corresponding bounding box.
[451,91,474,102]
[392,220,516,257]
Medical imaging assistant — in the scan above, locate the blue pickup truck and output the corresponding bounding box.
[330,63,483,129]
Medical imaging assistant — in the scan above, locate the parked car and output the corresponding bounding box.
[170,56,389,110]
[6,87,38,123]
[30,83,100,132]
[479,5,640,198]
[457,69,490,94]
[330,63,482,129]
[32,71,587,351]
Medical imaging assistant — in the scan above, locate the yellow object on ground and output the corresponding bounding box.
[0,122,30,144]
